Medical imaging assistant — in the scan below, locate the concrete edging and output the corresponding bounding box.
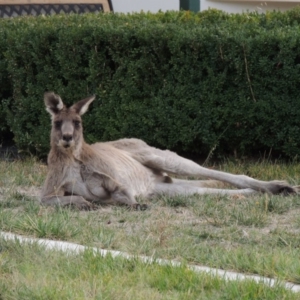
[1,231,300,293]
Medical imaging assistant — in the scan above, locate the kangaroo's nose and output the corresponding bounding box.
[62,134,73,142]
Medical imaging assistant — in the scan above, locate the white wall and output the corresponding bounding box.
[201,1,300,14]
[111,0,300,14]
[112,0,178,13]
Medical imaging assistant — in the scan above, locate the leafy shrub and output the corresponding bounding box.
[1,9,300,157]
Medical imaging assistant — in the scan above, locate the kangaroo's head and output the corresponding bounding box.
[44,92,95,153]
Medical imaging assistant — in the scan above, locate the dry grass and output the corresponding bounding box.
[1,158,300,288]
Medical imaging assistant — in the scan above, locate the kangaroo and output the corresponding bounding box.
[41,92,297,210]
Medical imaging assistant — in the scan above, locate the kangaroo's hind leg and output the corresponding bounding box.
[171,178,228,189]
[153,181,256,197]
[109,138,296,195]
[129,143,295,195]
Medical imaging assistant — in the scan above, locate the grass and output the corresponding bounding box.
[0,239,298,300]
[1,158,300,298]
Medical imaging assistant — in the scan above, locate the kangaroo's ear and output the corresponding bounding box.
[44,92,64,116]
[71,95,95,116]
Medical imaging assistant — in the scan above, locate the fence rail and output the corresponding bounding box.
[0,0,112,17]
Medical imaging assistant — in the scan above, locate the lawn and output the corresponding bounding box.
[1,157,300,299]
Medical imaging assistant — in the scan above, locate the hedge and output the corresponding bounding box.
[1,9,300,158]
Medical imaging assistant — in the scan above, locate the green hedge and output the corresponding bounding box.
[2,9,300,158]
[0,18,13,139]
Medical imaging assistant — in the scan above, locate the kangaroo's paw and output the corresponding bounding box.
[267,181,298,195]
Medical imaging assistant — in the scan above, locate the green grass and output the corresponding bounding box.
[1,158,300,297]
[0,239,298,300]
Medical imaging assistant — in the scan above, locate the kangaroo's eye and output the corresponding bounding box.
[73,120,81,129]
[54,120,62,130]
